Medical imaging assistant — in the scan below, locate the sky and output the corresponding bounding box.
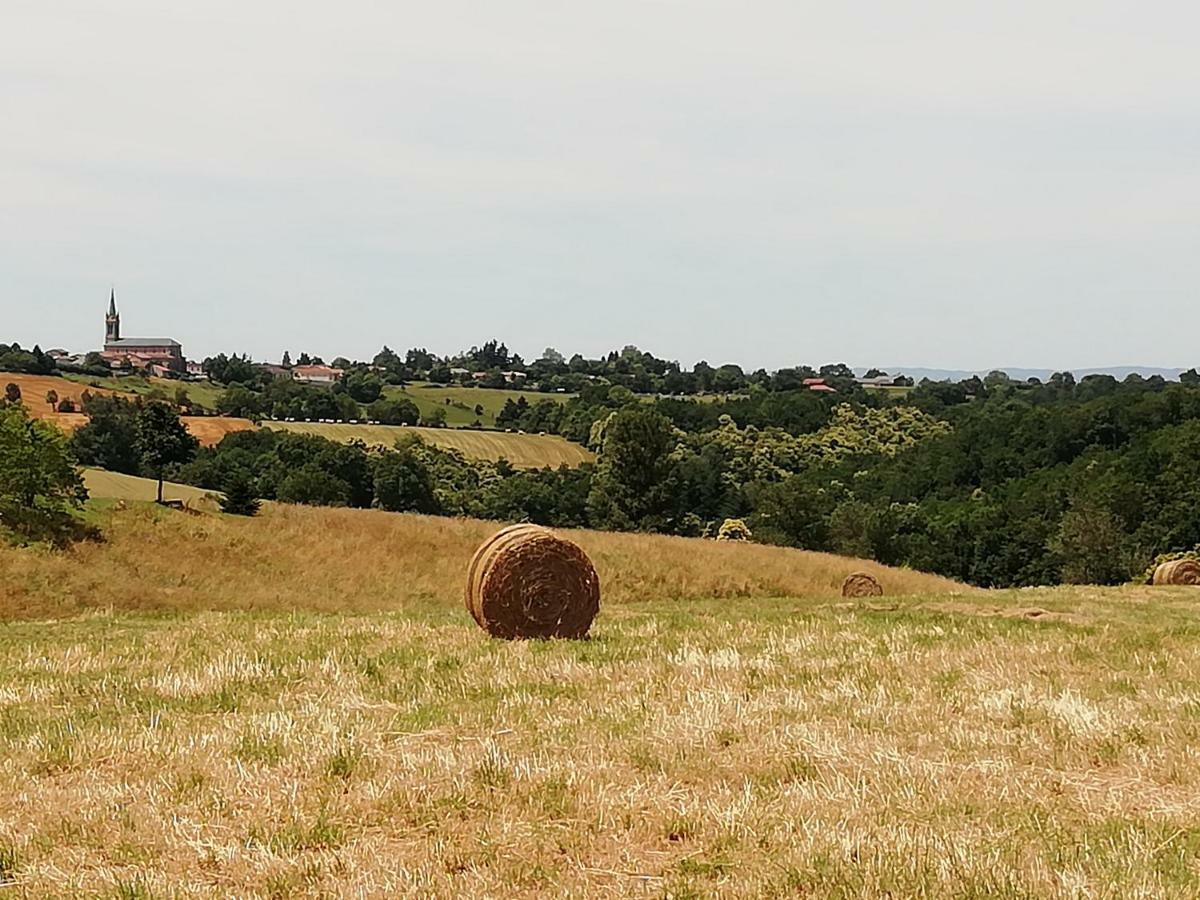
[2,0,1198,372]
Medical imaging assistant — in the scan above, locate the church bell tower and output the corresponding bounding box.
[105,289,121,345]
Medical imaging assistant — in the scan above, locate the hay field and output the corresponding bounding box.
[0,373,126,411]
[389,382,574,428]
[2,505,1200,896]
[265,421,594,468]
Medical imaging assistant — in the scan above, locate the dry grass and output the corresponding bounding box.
[7,505,1200,896]
[182,416,256,446]
[265,421,595,468]
[0,502,965,621]
[3,579,1200,896]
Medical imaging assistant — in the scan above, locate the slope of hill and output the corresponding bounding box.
[265,421,594,468]
[80,468,221,511]
[0,494,966,620]
[389,381,574,427]
[60,371,226,409]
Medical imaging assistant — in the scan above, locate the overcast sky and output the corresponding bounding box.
[3,1,1197,371]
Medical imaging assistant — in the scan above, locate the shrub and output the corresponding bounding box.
[716,518,752,542]
[219,474,262,517]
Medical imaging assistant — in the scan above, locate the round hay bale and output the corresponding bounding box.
[1152,559,1200,586]
[465,524,600,639]
[842,571,883,598]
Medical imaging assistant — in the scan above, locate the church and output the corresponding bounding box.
[99,290,186,374]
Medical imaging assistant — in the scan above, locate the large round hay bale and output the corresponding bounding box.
[842,571,883,598]
[465,524,600,639]
[1152,559,1200,586]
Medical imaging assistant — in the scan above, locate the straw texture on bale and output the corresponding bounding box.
[842,571,884,598]
[1152,559,1200,586]
[466,524,600,639]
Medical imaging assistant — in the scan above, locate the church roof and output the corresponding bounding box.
[107,337,182,348]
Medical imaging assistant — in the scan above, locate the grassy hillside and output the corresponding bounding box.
[0,500,964,620]
[265,421,594,468]
[81,468,222,511]
[4,504,1200,895]
[61,371,226,409]
[387,381,573,428]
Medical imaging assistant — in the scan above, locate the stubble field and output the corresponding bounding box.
[1,505,1199,897]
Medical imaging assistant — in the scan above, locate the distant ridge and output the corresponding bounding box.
[865,365,1191,383]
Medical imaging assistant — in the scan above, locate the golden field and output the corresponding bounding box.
[0,501,961,620]
[4,502,1200,897]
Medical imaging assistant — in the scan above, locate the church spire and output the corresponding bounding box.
[105,289,120,344]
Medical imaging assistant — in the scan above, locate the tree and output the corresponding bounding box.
[587,408,679,531]
[70,395,142,474]
[1051,500,1133,584]
[4,383,21,405]
[421,408,447,428]
[219,473,261,516]
[373,445,440,514]
[276,467,351,506]
[135,402,199,504]
[1181,368,1200,386]
[45,390,59,412]
[282,350,293,368]
[368,397,420,426]
[216,385,262,419]
[0,404,89,545]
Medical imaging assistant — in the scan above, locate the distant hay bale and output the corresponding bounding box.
[842,571,883,598]
[716,518,752,542]
[465,524,600,639]
[1152,559,1200,586]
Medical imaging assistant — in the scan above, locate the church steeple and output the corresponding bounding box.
[105,289,121,344]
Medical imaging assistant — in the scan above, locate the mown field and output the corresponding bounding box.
[387,382,573,428]
[265,421,594,468]
[3,502,1200,896]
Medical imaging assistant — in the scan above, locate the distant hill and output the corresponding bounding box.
[864,365,1191,383]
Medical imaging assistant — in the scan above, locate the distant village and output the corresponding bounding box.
[47,291,348,386]
[37,291,912,399]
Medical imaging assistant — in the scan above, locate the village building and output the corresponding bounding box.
[291,364,344,384]
[99,291,186,374]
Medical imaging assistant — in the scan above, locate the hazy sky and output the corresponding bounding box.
[3,1,1197,371]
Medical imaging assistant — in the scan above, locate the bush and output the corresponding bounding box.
[0,404,94,547]
[219,474,262,517]
[716,518,753,541]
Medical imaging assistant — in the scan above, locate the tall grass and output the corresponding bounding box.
[0,502,967,620]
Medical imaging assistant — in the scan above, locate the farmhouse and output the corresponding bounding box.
[292,364,343,384]
[99,290,186,374]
